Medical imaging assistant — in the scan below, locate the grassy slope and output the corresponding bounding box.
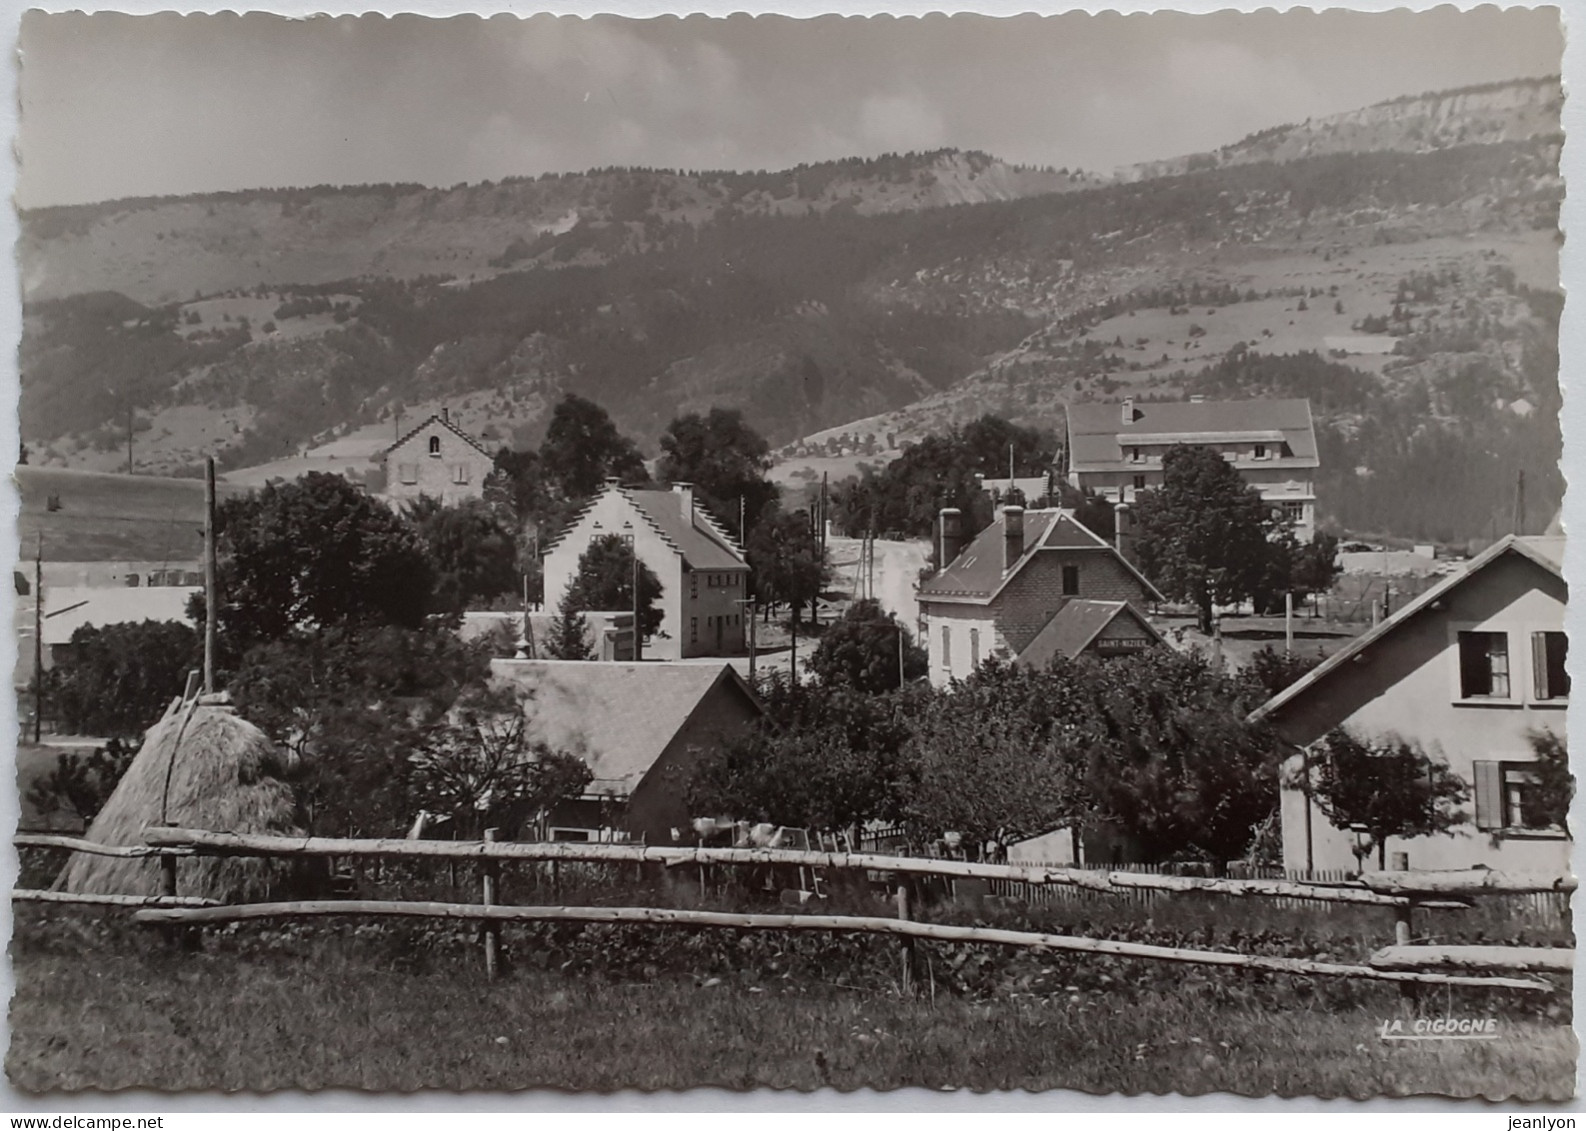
[17,466,250,562]
[7,940,1572,1097]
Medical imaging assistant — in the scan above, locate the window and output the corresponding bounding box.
[1132,475,1146,492]
[1533,631,1570,701]
[1458,631,1511,699]
[1061,565,1080,596]
[690,617,698,643]
[1279,501,1307,524]
[397,463,418,485]
[428,435,441,457]
[1474,760,1562,832]
[1253,443,1268,460]
[969,628,980,669]
[941,625,952,669]
[690,572,698,599]
[452,464,470,485]
[1129,446,1142,463]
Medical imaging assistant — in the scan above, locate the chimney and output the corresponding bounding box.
[938,508,965,568]
[442,406,449,423]
[1003,505,1025,572]
[1121,398,1135,425]
[673,481,694,523]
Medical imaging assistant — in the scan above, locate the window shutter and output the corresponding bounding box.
[1473,760,1503,830]
[1533,632,1550,700]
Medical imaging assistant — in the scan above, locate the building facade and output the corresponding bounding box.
[1252,535,1569,875]
[489,659,764,844]
[916,506,1164,687]
[541,482,750,660]
[375,412,496,507]
[1066,397,1319,542]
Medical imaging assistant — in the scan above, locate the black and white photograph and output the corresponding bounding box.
[5,5,1575,1103]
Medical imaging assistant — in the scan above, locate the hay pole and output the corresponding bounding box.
[13,834,192,859]
[13,889,218,908]
[143,828,1458,909]
[1368,945,1575,974]
[130,899,1552,992]
[1360,870,1577,897]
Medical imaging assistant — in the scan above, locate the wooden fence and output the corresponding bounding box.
[13,829,1573,994]
[979,860,1572,927]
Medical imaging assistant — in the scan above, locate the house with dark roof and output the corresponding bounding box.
[542,481,751,659]
[917,505,1164,687]
[490,659,764,843]
[1066,397,1319,541]
[1251,535,1569,875]
[375,411,497,506]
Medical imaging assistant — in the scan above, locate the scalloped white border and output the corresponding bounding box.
[0,0,1577,1116]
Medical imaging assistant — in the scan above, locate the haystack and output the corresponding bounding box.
[60,696,315,902]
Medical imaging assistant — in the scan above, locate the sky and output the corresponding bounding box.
[16,7,1564,209]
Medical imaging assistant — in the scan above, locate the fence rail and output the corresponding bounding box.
[16,831,1572,992]
[140,828,1472,909]
[129,898,1553,993]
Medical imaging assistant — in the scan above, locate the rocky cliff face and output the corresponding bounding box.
[1122,77,1561,182]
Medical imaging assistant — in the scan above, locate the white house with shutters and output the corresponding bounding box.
[376,412,496,507]
[1251,534,1569,875]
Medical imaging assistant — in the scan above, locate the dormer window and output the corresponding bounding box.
[1253,443,1268,460]
[1129,446,1142,463]
[428,436,441,457]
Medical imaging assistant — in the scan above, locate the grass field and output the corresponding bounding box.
[17,466,250,563]
[6,895,1574,1098]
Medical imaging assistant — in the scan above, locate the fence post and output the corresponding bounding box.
[895,882,915,995]
[483,828,500,981]
[157,824,191,951]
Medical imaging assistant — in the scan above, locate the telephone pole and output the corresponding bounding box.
[32,533,43,743]
[203,457,217,694]
[631,549,642,662]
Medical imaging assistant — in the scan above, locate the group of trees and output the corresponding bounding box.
[1131,445,1341,632]
[690,648,1289,863]
[828,415,1057,543]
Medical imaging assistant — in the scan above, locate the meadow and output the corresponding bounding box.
[7,872,1574,1098]
[16,466,249,562]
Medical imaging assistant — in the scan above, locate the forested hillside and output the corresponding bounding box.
[19,78,1562,546]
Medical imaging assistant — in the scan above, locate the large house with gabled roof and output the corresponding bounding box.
[1251,534,1569,875]
[1066,397,1319,541]
[542,480,750,659]
[917,505,1164,687]
[375,411,497,506]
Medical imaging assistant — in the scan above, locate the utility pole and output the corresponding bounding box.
[1009,442,1015,483]
[1515,469,1527,536]
[32,533,43,743]
[1284,591,1294,656]
[819,472,828,562]
[896,616,905,688]
[126,403,134,475]
[203,458,217,694]
[631,549,642,662]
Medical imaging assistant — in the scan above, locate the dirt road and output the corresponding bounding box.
[825,535,931,629]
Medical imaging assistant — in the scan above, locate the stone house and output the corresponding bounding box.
[375,412,496,507]
[917,505,1164,687]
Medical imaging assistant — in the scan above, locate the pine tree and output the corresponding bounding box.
[543,586,595,661]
